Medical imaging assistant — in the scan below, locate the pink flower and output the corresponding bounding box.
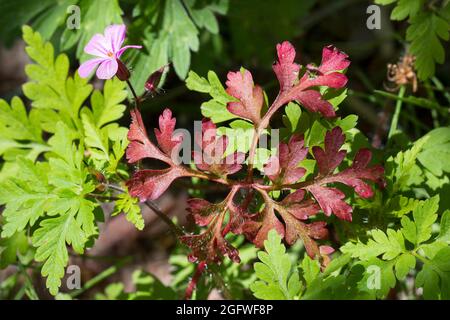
[78,24,142,80]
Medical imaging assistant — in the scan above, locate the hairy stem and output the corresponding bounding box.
[184,261,207,300]
[126,80,140,108]
[388,85,406,140]
[247,95,283,179]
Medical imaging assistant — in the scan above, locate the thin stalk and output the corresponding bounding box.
[388,86,406,139]
[126,80,140,108]
[144,201,184,237]
[184,261,207,300]
[425,80,440,128]
[18,264,39,300]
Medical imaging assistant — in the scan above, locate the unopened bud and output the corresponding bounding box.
[144,64,169,94]
[116,59,130,81]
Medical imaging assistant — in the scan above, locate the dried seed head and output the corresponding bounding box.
[386,53,418,92]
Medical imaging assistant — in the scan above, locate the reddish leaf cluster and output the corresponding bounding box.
[125,41,383,267]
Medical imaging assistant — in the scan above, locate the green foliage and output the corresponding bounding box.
[228,0,316,66]
[250,230,302,300]
[375,0,450,79]
[96,270,177,300]
[129,0,228,92]
[0,27,140,296]
[0,1,228,95]
[186,70,236,123]
[112,191,144,231]
[417,127,450,177]
[342,196,450,299]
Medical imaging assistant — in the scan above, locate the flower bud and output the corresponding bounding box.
[144,64,169,94]
[115,59,130,81]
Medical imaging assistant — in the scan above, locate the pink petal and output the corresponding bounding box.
[116,45,142,58]
[84,34,111,58]
[104,24,126,53]
[96,59,118,79]
[78,58,105,78]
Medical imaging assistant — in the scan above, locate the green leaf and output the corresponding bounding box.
[0,0,54,45]
[112,192,144,231]
[341,229,405,261]
[32,212,86,296]
[186,70,211,93]
[401,195,439,246]
[394,253,416,280]
[217,120,254,156]
[186,70,236,123]
[386,135,428,192]
[355,258,397,299]
[127,270,177,300]
[300,255,320,286]
[283,102,301,133]
[250,230,301,300]
[0,97,49,179]
[390,0,422,21]
[0,157,53,237]
[417,127,450,177]
[438,210,450,243]
[22,25,92,129]
[406,12,450,80]
[416,247,450,299]
[0,230,29,269]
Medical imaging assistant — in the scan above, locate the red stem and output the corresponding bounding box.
[184,261,207,300]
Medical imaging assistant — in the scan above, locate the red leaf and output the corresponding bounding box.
[126,167,186,201]
[312,127,346,176]
[280,190,320,220]
[274,43,350,118]
[328,148,385,198]
[273,41,300,92]
[186,198,217,226]
[264,134,308,185]
[281,212,321,258]
[295,90,336,118]
[226,69,264,124]
[243,191,324,259]
[305,127,384,221]
[242,206,285,248]
[194,119,245,176]
[306,185,352,221]
[126,109,192,202]
[154,109,183,156]
[126,108,170,164]
[316,45,350,75]
[180,214,240,264]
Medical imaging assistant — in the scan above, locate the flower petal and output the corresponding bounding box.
[77,58,105,78]
[84,34,111,58]
[104,24,126,53]
[116,45,142,58]
[96,59,118,79]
